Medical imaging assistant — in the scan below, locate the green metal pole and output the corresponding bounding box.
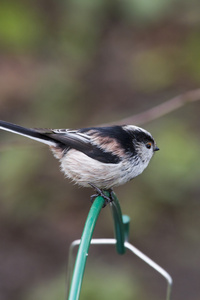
[108,191,128,254]
[68,195,105,300]
[67,191,130,300]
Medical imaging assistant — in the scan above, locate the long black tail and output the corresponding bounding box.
[0,120,57,146]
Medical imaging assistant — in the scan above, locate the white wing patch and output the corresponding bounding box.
[52,129,91,143]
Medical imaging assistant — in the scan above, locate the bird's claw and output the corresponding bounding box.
[89,183,113,207]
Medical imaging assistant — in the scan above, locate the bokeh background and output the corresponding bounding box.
[0,0,200,299]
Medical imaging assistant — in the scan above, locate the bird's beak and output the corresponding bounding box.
[154,146,159,152]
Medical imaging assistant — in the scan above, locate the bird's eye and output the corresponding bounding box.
[146,142,152,149]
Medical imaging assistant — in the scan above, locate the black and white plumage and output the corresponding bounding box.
[0,120,159,194]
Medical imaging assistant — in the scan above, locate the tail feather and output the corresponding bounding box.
[0,120,57,146]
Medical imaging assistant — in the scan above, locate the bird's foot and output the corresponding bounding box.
[89,183,113,207]
[107,188,115,202]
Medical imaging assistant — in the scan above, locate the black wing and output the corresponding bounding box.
[0,121,120,164]
[47,128,121,164]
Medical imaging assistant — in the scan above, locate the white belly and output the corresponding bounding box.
[58,149,148,189]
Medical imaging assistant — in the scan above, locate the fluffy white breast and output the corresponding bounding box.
[59,149,124,189]
[54,148,151,189]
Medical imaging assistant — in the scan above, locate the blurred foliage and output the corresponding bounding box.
[0,1,45,52]
[0,0,200,300]
[23,272,66,300]
[81,266,140,300]
[131,48,176,92]
[120,0,174,24]
[24,265,143,300]
[143,120,200,203]
[182,32,200,82]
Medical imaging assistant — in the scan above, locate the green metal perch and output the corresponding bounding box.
[67,192,172,300]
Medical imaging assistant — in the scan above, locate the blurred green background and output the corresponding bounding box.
[0,0,200,299]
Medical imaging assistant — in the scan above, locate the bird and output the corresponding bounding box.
[0,120,159,204]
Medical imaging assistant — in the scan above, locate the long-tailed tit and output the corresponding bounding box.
[0,120,159,203]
